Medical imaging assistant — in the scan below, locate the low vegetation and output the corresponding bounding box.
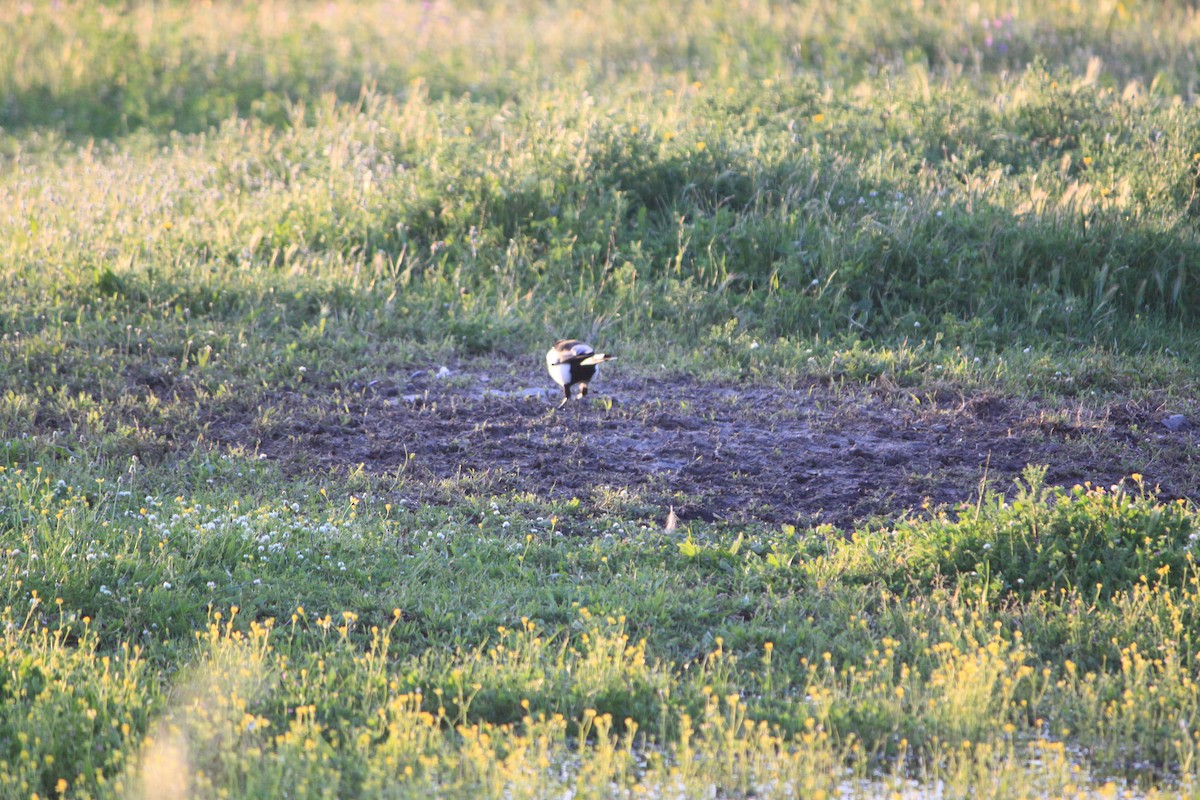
[2,1,1200,797]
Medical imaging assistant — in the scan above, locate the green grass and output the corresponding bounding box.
[3,0,1200,797]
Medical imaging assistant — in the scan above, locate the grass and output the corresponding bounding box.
[3,0,1200,797]
[3,462,1199,797]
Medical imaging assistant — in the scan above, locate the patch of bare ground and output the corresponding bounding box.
[211,367,1200,528]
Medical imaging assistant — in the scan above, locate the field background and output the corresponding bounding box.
[3,1,1200,797]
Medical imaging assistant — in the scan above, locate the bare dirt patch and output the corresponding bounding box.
[221,368,1200,528]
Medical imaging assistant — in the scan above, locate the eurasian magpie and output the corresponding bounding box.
[545,339,616,408]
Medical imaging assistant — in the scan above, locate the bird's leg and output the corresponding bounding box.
[578,383,589,400]
[556,385,571,409]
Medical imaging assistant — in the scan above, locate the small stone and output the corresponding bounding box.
[1162,414,1189,432]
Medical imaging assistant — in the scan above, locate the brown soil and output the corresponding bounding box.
[220,368,1200,529]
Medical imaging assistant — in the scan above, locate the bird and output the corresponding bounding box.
[545,339,616,408]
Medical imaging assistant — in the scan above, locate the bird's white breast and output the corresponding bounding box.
[547,362,573,387]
